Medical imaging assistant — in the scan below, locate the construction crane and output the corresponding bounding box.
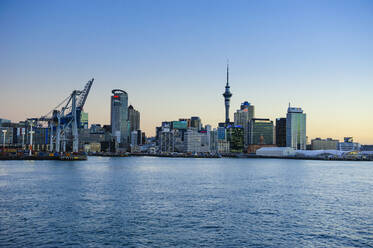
[27,78,94,153]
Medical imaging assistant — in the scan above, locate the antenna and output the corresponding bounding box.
[226,59,229,86]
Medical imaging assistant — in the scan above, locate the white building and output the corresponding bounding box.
[184,129,209,153]
[339,137,360,151]
[256,147,296,157]
[130,131,138,146]
[209,130,218,154]
[159,128,174,153]
[217,140,230,154]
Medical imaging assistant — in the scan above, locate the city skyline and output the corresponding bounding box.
[1,0,373,143]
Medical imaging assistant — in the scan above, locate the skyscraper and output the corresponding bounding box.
[234,101,255,146]
[111,89,129,148]
[275,118,286,147]
[190,116,202,130]
[128,105,140,132]
[286,105,306,150]
[222,63,232,124]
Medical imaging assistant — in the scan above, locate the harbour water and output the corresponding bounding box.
[1,157,373,247]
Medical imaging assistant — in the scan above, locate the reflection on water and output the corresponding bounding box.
[1,157,373,247]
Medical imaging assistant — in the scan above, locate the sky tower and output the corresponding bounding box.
[223,63,232,124]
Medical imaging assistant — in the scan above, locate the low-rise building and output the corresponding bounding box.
[311,138,339,150]
[339,137,360,151]
[84,143,101,153]
[361,145,373,151]
[248,144,277,154]
[256,147,296,157]
[218,140,230,154]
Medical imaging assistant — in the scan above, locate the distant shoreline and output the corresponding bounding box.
[91,153,373,162]
[1,153,372,162]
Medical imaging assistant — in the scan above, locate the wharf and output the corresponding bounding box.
[90,152,221,159]
[0,151,87,161]
[91,152,373,161]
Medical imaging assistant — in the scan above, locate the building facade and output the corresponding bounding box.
[184,129,210,153]
[159,128,174,153]
[110,89,129,148]
[234,101,255,147]
[338,137,361,151]
[248,118,274,145]
[209,129,218,153]
[217,140,230,154]
[275,118,286,147]
[286,106,306,150]
[190,117,202,131]
[128,105,140,132]
[80,112,88,129]
[227,126,244,153]
[311,138,339,150]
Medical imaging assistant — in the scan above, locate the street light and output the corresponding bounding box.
[2,129,7,149]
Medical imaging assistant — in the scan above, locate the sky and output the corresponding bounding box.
[0,0,373,143]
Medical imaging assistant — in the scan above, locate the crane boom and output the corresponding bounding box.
[77,78,94,110]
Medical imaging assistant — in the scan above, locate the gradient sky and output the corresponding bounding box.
[1,0,373,143]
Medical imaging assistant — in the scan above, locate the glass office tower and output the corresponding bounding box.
[111,89,129,148]
[286,107,306,150]
[234,101,255,146]
[248,118,274,145]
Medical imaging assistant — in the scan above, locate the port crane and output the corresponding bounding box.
[27,78,94,153]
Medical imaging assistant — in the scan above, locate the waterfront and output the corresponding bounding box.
[1,157,373,247]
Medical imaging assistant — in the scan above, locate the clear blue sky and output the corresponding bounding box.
[1,0,373,142]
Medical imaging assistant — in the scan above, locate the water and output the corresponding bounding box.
[0,157,373,247]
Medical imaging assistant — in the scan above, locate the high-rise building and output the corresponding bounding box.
[130,130,138,146]
[128,105,140,147]
[184,129,210,153]
[222,64,232,124]
[128,105,140,132]
[205,124,212,132]
[209,129,218,154]
[286,106,306,150]
[80,112,89,129]
[190,117,202,130]
[110,89,129,148]
[275,118,286,147]
[248,118,274,145]
[217,127,226,141]
[141,132,146,145]
[227,126,244,153]
[234,101,255,146]
[159,128,174,153]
